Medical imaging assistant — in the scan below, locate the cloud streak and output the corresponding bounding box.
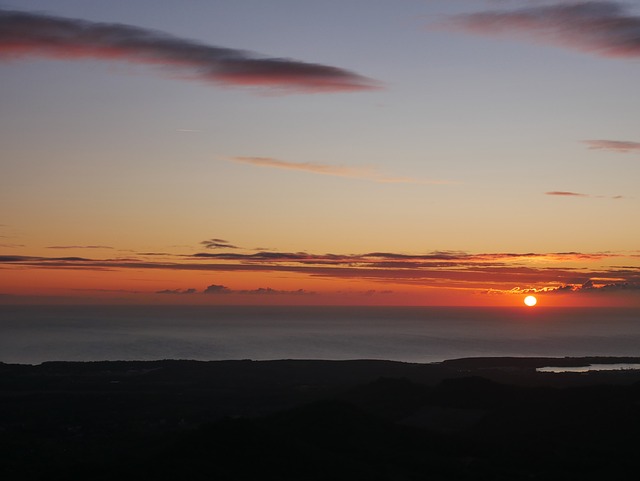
[202,284,314,296]
[447,1,640,59]
[156,288,197,295]
[3,250,637,294]
[546,191,588,197]
[583,139,640,153]
[229,157,449,184]
[0,9,378,93]
[546,191,624,199]
[496,278,640,296]
[200,238,238,250]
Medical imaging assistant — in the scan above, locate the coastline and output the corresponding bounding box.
[4,356,640,389]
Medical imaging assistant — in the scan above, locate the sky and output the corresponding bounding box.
[1,0,639,307]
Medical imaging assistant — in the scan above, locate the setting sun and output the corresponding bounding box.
[524,295,537,307]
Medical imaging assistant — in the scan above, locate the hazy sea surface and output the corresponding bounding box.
[1,305,639,365]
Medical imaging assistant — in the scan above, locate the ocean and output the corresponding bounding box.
[1,305,639,365]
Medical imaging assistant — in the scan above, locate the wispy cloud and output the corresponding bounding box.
[229,156,450,184]
[2,250,618,267]
[583,139,640,153]
[200,238,238,250]
[3,250,636,293]
[0,9,378,93]
[546,191,624,199]
[493,278,640,296]
[0,255,91,262]
[156,288,197,295]
[72,288,143,294]
[546,191,588,197]
[447,1,640,59]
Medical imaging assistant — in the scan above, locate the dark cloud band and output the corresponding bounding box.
[448,1,640,59]
[202,284,314,296]
[2,250,637,292]
[0,9,378,93]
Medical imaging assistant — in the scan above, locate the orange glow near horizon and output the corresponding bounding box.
[1,258,639,307]
[1,4,639,313]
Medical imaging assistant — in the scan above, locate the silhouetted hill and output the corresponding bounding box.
[3,358,640,480]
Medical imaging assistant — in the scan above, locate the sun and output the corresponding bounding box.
[524,295,537,307]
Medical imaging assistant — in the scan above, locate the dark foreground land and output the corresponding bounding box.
[3,357,640,480]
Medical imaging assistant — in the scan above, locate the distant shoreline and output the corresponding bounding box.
[6,355,640,390]
[4,355,640,367]
[5,356,640,394]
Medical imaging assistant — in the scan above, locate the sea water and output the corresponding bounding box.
[537,363,640,373]
[1,305,639,365]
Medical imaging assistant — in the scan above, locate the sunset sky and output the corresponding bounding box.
[2,0,639,307]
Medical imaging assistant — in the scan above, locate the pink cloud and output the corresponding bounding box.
[229,156,450,184]
[546,191,624,199]
[583,139,640,153]
[0,9,378,93]
[546,191,588,197]
[447,2,640,59]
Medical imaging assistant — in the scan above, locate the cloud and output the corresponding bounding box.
[203,284,314,295]
[156,288,197,295]
[359,289,394,296]
[243,287,315,296]
[2,250,620,269]
[200,238,238,249]
[538,278,640,295]
[0,9,378,93]
[72,288,143,294]
[202,284,231,294]
[0,255,33,262]
[4,250,636,292]
[545,191,624,199]
[192,250,611,264]
[546,191,588,197]
[0,254,95,264]
[583,139,640,153]
[587,281,640,292]
[228,156,449,184]
[193,251,319,261]
[490,272,640,296]
[447,1,640,59]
